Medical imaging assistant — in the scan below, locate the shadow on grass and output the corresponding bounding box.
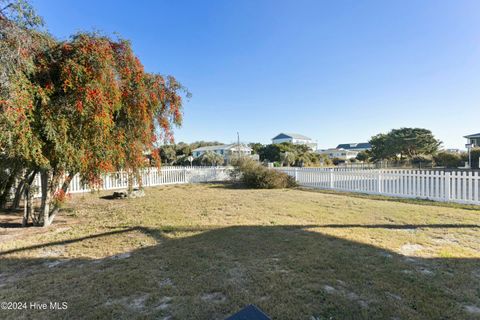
[99,194,117,200]
[209,182,301,190]
[0,222,28,228]
[317,223,480,229]
[0,227,144,256]
[207,181,255,190]
[0,225,479,320]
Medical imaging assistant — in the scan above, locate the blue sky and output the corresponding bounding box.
[32,0,480,149]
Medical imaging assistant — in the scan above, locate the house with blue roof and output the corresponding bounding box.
[271,133,317,150]
[464,133,480,147]
[317,142,371,162]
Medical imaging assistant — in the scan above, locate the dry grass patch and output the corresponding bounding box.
[0,183,479,319]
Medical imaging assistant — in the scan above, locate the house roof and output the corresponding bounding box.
[192,145,225,152]
[336,143,371,150]
[192,144,252,152]
[272,133,312,141]
[317,148,358,153]
[464,133,480,138]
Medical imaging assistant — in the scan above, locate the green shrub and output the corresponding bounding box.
[356,151,369,162]
[471,148,480,169]
[433,151,463,168]
[332,157,342,166]
[411,154,433,167]
[318,154,332,166]
[231,159,297,189]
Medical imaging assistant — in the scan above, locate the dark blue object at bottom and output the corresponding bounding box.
[225,304,271,320]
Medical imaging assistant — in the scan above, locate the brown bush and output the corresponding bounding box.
[231,158,297,189]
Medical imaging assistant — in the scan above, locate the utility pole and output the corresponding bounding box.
[237,132,240,158]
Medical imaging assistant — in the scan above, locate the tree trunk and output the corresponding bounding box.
[21,187,31,227]
[22,189,28,227]
[39,171,74,227]
[44,173,74,227]
[11,169,36,210]
[21,170,37,227]
[11,179,25,209]
[0,170,17,208]
[127,171,134,195]
[39,170,52,227]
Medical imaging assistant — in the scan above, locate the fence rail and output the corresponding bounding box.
[276,167,480,205]
[31,166,231,197]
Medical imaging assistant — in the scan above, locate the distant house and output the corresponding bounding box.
[192,144,253,164]
[271,133,317,150]
[316,142,370,162]
[464,133,480,147]
[335,143,371,152]
[317,148,358,161]
[445,148,462,154]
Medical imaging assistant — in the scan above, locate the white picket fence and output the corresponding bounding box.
[31,166,231,197]
[276,167,480,205]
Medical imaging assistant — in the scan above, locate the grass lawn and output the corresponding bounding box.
[0,183,479,319]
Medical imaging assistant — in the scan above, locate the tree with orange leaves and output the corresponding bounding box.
[34,34,188,226]
[0,2,189,226]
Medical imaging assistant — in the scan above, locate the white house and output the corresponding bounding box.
[271,133,317,150]
[192,144,253,163]
[335,142,371,152]
[464,133,480,147]
[317,148,358,160]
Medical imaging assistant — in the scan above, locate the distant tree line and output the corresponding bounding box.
[158,141,331,167]
[157,141,223,166]
[162,127,478,169]
[253,143,330,167]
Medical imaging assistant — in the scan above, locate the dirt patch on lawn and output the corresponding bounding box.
[323,284,371,309]
[105,294,149,311]
[0,210,77,244]
[399,243,425,256]
[464,305,480,315]
[200,292,226,303]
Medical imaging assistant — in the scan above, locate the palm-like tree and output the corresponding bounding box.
[280,151,296,167]
[200,151,224,166]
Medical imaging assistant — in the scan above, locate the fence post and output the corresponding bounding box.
[145,169,149,187]
[377,170,382,194]
[183,167,188,184]
[329,168,334,189]
[444,172,450,202]
[294,167,298,182]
